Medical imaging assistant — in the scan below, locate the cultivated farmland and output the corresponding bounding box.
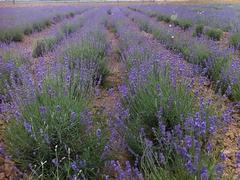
[0,2,240,179]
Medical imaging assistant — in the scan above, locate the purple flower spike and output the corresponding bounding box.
[118,84,128,97]
[236,152,240,164]
[70,112,77,121]
[52,158,59,167]
[24,121,32,134]
[39,106,46,116]
[200,167,208,180]
[215,163,224,175]
[71,161,78,172]
[184,135,192,149]
[220,152,226,161]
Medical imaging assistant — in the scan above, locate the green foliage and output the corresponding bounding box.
[194,24,204,37]
[177,19,192,30]
[62,31,109,85]
[157,14,171,23]
[60,23,75,37]
[206,28,223,41]
[23,25,33,35]
[152,28,172,45]
[188,44,211,65]
[229,32,240,50]
[138,20,152,33]
[140,133,218,180]
[4,76,107,179]
[125,67,196,154]
[130,67,196,127]
[155,13,191,30]
[2,51,28,67]
[232,81,240,101]
[32,36,60,58]
[32,20,51,32]
[207,56,231,89]
[0,28,23,43]
[149,12,157,18]
[0,51,27,98]
[0,19,53,43]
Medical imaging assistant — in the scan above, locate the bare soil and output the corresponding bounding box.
[93,26,123,115]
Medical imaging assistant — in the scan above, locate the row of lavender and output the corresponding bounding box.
[126,7,240,102]
[131,4,240,33]
[0,8,96,100]
[130,4,240,49]
[0,8,111,179]
[32,10,89,58]
[105,7,237,179]
[0,5,89,43]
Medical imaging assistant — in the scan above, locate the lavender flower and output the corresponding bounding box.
[24,121,32,134]
[71,161,78,172]
[39,106,46,116]
[220,152,226,161]
[118,84,128,97]
[52,158,59,167]
[70,112,77,121]
[200,167,208,180]
[236,152,240,164]
[215,163,224,175]
[184,135,192,149]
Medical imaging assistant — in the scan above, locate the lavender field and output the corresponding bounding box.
[0,2,240,180]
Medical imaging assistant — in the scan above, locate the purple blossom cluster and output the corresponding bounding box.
[106,160,144,180]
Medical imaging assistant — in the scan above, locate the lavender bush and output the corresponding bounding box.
[4,58,108,179]
[3,9,110,179]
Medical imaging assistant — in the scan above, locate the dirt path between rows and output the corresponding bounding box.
[91,20,131,176]
[93,25,123,115]
[222,105,240,178]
